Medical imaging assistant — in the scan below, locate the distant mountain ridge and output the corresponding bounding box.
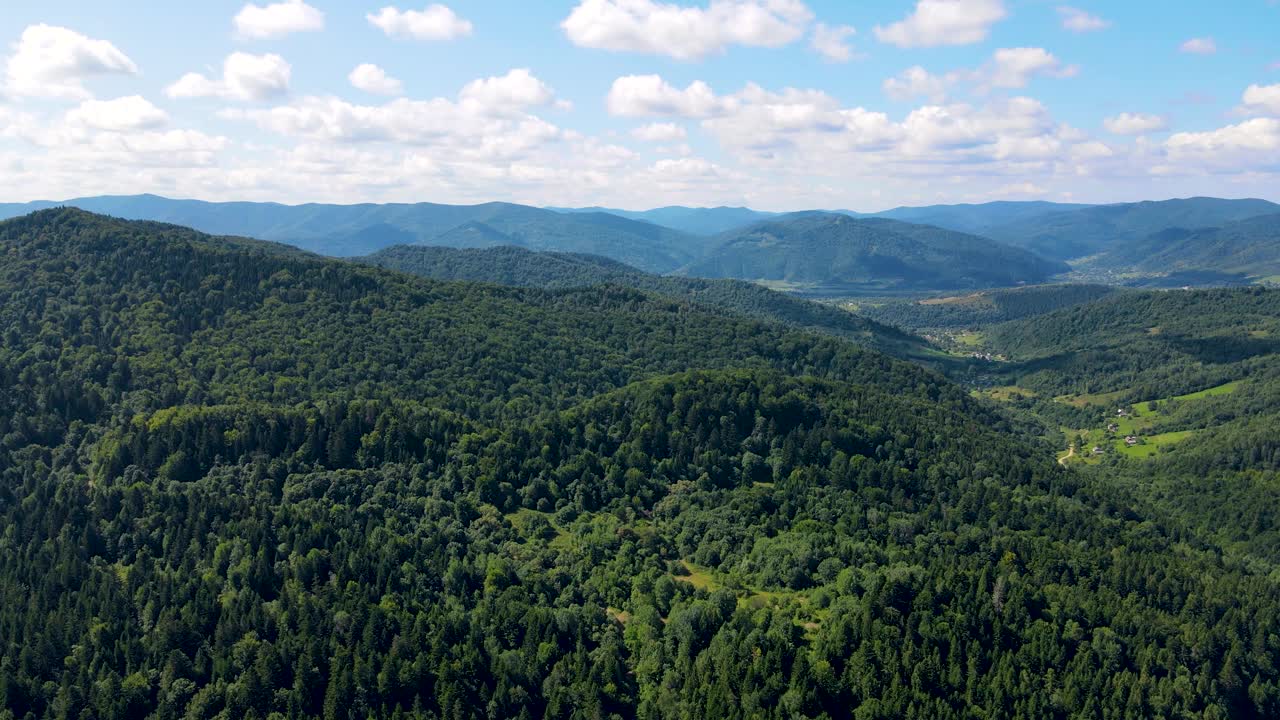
[1093,213,1280,280]
[679,213,1068,293]
[984,197,1280,261]
[0,194,707,273]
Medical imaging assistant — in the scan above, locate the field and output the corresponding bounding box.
[1058,381,1242,464]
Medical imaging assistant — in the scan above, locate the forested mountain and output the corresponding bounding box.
[985,287,1280,398]
[970,287,1280,575]
[0,195,705,271]
[985,197,1280,261]
[550,206,780,235]
[1091,213,1280,279]
[3,209,1280,719]
[859,284,1122,331]
[680,213,1067,293]
[359,245,930,358]
[869,201,1092,236]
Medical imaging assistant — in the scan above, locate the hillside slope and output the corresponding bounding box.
[1098,213,1280,279]
[986,197,1280,261]
[681,213,1067,293]
[360,244,931,358]
[2,210,1279,719]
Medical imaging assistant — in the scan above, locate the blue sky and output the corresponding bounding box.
[0,0,1277,211]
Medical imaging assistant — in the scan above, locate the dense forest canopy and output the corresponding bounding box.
[680,214,1067,294]
[358,244,930,360]
[1,209,1279,720]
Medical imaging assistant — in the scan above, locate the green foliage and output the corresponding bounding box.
[1098,213,1280,279]
[680,214,1067,293]
[2,209,1280,720]
[359,244,928,357]
[860,284,1122,331]
[986,197,1280,261]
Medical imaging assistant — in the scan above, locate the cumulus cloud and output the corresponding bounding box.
[224,68,561,157]
[561,0,814,60]
[367,5,473,40]
[166,53,291,102]
[884,67,950,103]
[607,75,732,117]
[875,0,1006,48]
[1241,83,1280,116]
[1163,118,1280,172]
[985,48,1078,89]
[810,23,856,62]
[1179,37,1217,55]
[632,122,687,141]
[1056,7,1109,32]
[4,24,137,99]
[349,64,403,95]
[65,96,169,132]
[458,69,554,111]
[882,48,1075,102]
[1103,113,1168,135]
[234,0,325,39]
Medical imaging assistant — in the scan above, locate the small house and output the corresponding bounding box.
[1125,436,1139,447]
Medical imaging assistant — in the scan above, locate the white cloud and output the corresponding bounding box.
[65,96,169,132]
[884,67,950,103]
[607,75,732,117]
[882,48,1074,102]
[1164,118,1280,172]
[1179,37,1217,55]
[810,23,856,62]
[561,0,814,60]
[985,48,1078,89]
[1103,112,1168,135]
[166,53,291,102]
[225,69,561,157]
[349,64,403,96]
[632,122,687,141]
[1056,6,1109,33]
[234,0,324,39]
[4,24,137,99]
[458,69,554,112]
[874,0,1006,48]
[367,5,473,40]
[1241,83,1280,116]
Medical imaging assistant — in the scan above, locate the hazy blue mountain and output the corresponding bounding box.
[0,194,706,272]
[1082,213,1280,279]
[550,205,780,235]
[679,213,1068,294]
[868,201,1093,235]
[985,197,1280,261]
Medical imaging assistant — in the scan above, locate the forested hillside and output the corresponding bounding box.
[859,284,1121,331]
[985,287,1280,398]
[985,198,1280,261]
[359,245,929,358]
[2,210,1279,719]
[681,214,1066,293]
[1093,214,1280,280]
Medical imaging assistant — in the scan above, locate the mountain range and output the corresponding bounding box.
[3,194,1280,292]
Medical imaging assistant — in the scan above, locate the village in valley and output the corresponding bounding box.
[1056,381,1243,465]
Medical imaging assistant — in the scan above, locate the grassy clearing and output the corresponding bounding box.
[954,331,985,348]
[1116,431,1197,458]
[974,385,1037,402]
[1057,389,1128,408]
[1059,381,1244,465]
